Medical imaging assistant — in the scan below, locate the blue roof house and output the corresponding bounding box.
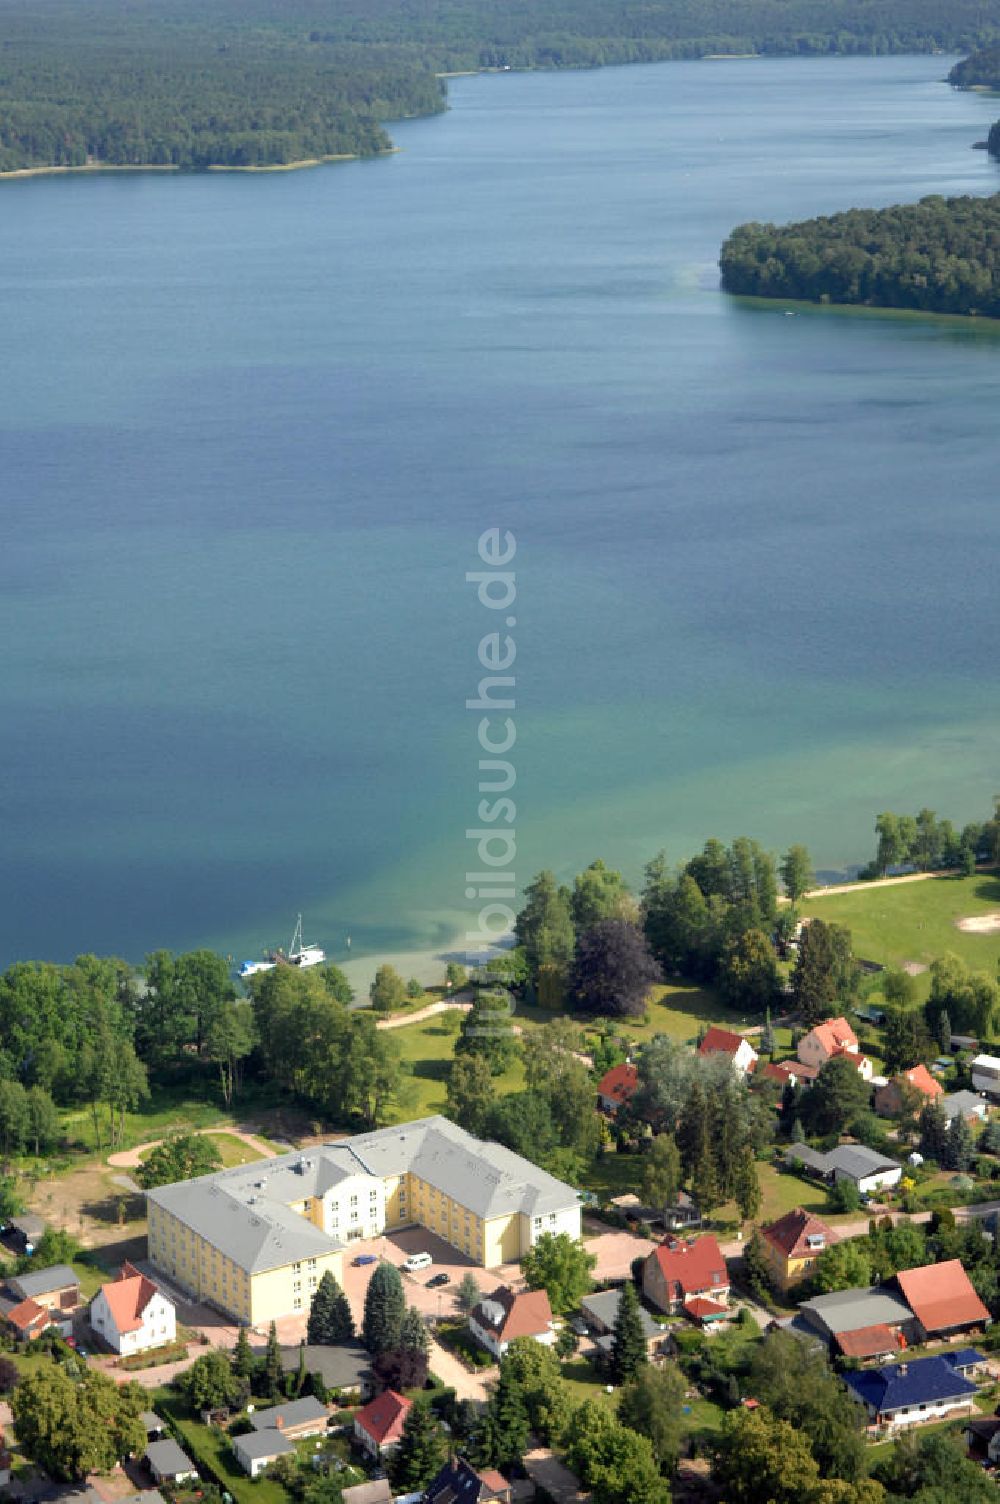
[843,1353,981,1430]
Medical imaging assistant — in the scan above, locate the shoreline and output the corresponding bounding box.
[732,291,1000,330]
[0,148,398,183]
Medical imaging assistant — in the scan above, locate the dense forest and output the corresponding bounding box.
[2,0,1000,172]
[719,193,1000,317]
[949,44,1000,157]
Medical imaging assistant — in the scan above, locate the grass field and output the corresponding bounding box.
[801,870,1000,990]
[389,1014,527,1120]
[136,1131,268,1170]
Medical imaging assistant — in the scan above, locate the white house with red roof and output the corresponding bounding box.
[596,1063,638,1115]
[89,1262,176,1355]
[642,1235,729,1314]
[797,1018,872,1080]
[697,1028,758,1077]
[353,1390,411,1457]
[468,1285,556,1360]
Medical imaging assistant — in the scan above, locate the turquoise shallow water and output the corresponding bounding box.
[1,55,999,970]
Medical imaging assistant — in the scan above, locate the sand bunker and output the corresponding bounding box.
[955,913,1000,934]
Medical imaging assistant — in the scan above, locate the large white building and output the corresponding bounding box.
[146,1116,582,1324]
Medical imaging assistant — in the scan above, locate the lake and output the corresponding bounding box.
[1,54,998,977]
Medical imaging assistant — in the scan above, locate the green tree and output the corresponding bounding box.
[455,990,518,1075]
[476,1361,530,1471]
[501,1337,571,1444]
[515,870,575,979]
[943,1113,974,1171]
[12,1366,146,1481]
[734,1147,763,1222]
[802,1054,870,1137]
[263,1320,284,1400]
[18,1226,79,1272]
[610,1279,647,1384]
[307,1270,355,1344]
[406,977,423,999]
[445,1052,496,1138]
[136,1132,223,1189]
[362,1260,405,1354]
[749,1329,868,1483]
[521,1231,596,1315]
[25,1086,59,1156]
[445,962,468,989]
[742,1226,772,1299]
[370,964,407,1013]
[319,964,355,1006]
[571,859,634,929]
[712,1405,821,1504]
[233,1325,255,1386]
[792,920,857,1025]
[205,1000,257,1107]
[182,1349,241,1413]
[565,1401,669,1504]
[456,1271,481,1314]
[618,1363,686,1472]
[391,1400,447,1491]
[400,1305,430,1356]
[721,928,779,1012]
[0,1080,29,1154]
[780,845,815,903]
[881,1006,933,1076]
[810,1239,872,1295]
[641,1134,681,1210]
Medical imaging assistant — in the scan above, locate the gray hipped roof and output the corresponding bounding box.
[234,1430,295,1461]
[249,1395,328,1431]
[145,1439,194,1477]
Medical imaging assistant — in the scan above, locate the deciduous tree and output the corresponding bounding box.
[568,920,661,1019]
[521,1231,596,1315]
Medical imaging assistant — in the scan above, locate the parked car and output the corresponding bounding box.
[427,1272,450,1288]
[352,1253,378,1267]
[403,1252,433,1272]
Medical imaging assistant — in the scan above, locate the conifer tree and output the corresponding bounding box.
[390,1401,448,1492]
[610,1279,647,1384]
[263,1320,283,1401]
[734,1147,762,1222]
[295,1340,307,1395]
[742,1227,771,1300]
[400,1305,430,1355]
[362,1260,406,1355]
[475,1360,530,1470]
[233,1325,255,1387]
[307,1269,355,1344]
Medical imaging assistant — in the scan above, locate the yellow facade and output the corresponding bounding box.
[763,1240,818,1293]
[146,1199,343,1323]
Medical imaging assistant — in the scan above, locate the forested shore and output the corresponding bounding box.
[2,0,1000,174]
[720,194,1000,318]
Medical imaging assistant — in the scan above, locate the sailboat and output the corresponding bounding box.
[238,914,326,979]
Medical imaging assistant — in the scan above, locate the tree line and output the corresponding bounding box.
[720,192,1000,319]
[2,0,1000,172]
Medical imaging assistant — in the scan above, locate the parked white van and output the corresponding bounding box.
[403,1252,432,1272]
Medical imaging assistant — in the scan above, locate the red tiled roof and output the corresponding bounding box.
[6,1298,49,1333]
[479,1471,509,1494]
[835,1325,902,1360]
[805,1018,858,1057]
[903,1064,943,1099]
[99,1266,159,1334]
[698,1028,755,1060]
[597,1064,638,1105]
[895,1260,990,1335]
[650,1235,728,1300]
[355,1390,411,1446]
[684,1296,728,1321]
[472,1286,553,1342]
[762,1207,837,1260]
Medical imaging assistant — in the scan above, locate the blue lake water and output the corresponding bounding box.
[1,54,999,974]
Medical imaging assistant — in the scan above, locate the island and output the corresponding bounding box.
[949,46,1000,158]
[720,193,1000,318]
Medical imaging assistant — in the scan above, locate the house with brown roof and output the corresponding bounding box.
[697,1028,758,1076]
[353,1390,411,1457]
[89,1263,176,1355]
[875,1065,943,1119]
[761,1207,838,1293]
[892,1260,991,1343]
[4,1297,55,1341]
[642,1235,729,1314]
[798,1018,873,1080]
[468,1285,555,1360]
[596,1063,638,1115]
[762,1060,819,1090]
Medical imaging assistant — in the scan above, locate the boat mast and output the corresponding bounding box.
[289,913,303,960]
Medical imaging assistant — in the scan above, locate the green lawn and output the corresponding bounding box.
[389,1016,526,1120]
[153,1390,291,1504]
[136,1131,267,1170]
[617,982,740,1045]
[801,870,1000,992]
[559,1356,617,1409]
